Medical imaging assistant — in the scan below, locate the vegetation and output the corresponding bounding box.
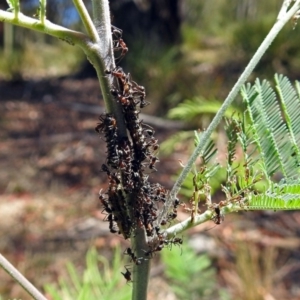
[1,1,300,300]
[44,247,132,300]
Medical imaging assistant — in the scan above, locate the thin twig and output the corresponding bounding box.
[165,204,241,237]
[0,254,47,300]
[72,0,99,42]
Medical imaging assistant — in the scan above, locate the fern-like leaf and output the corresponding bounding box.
[194,131,217,164]
[241,76,298,178]
[275,74,300,169]
[247,179,300,210]
[241,74,300,211]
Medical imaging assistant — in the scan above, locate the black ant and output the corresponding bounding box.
[99,193,113,214]
[124,248,142,265]
[109,216,118,233]
[212,206,224,225]
[160,219,167,226]
[167,208,177,221]
[167,237,183,254]
[121,266,132,284]
[173,198,180,208]
[111,25,123,39]
[143,248,156,258]
[148,155,158,171]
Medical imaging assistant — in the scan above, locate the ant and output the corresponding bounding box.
[109,216,118,233]
[124,248,142,265]
[95,114,117,133]
[146,137,159,153]
[147,236,166,254]
[144,127,155,137]
[143,247,157,258]
[121,266,132,284]
[212,206,224,225]
[114,38,128,61]
[167,237,183,254]
[148,155,158,171]
[99,192,113,215]
[167,208,177,221]
[169,237,183,247]
[173,198,180,208]
[111,25,123,39]
[160,219,167,226]
[111,25,128,61]
[106,67,126,83]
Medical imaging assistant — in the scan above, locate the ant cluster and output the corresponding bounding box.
[96,26,181,264]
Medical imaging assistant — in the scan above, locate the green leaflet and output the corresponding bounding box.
[241,74,300,211]
[247,194,300,210]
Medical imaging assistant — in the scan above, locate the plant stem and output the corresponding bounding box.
[0,254,47,300]
[0,10,89,46]
[90,1,150,299]
[165,204,241,237]
[72,0,99,42]
[89,0,127,136]
[131,228,150,300]
[39,0,46,24]
[159,0,300,225]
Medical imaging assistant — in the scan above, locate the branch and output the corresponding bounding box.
[165,204,241,237]
[0,254,47,300]
[158,0,300,225]
[72,0,99,42]
[0,10,90,47]
[88,0,127,137]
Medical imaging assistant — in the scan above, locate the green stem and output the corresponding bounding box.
[89,0,127,136]
[14,0,20,16]
[72,0,99,42]
[165,204,241,237]
[91,0,113,64]
[159,0,300,225]
[39,0,46,24]
[131,228,150,300]
[0,10,89,46]
[89,2,150,299]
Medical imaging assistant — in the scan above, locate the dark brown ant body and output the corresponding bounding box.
[114,38,128,60]
[111,25,128,61]
[121,266,132,284]
[148,155,158,171]
[109,215,118,233]
[212,206,224,224]
[124,247,142,265]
